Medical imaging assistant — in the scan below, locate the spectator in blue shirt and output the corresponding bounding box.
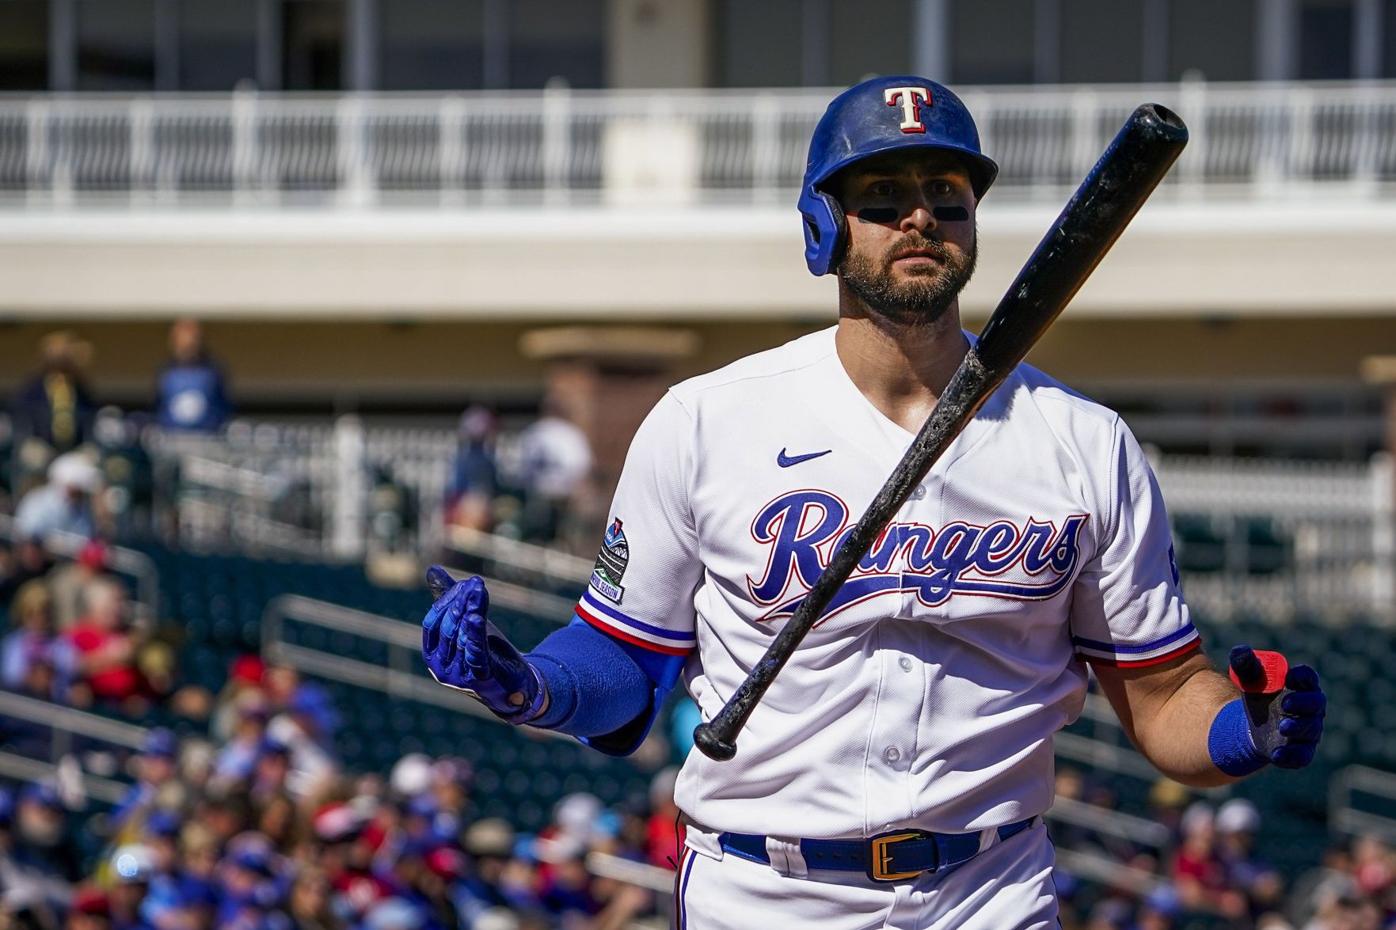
[155,319,230,433]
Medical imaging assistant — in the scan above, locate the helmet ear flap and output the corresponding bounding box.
[797,187,848,276]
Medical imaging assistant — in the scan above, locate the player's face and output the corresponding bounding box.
[834,151,978,327]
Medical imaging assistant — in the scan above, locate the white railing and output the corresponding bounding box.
[1330,765,1396,843]
[4,81,1396,208]
[1154,453,1395,619]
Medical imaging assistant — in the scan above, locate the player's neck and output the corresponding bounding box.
[834,307,970,434]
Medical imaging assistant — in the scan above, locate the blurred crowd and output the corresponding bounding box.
[1,537,175,724]
[442,399,594,552]
[0,649,682,930]
[1052,767,1396,930]
[1,324,597,557]
[4,326,1395,930]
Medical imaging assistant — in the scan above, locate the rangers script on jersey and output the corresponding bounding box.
[572,327,1198,839]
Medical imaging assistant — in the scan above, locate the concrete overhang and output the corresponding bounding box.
[0,199,1392,320]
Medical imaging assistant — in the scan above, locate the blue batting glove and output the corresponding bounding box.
[1209,645,1326,776]
[421,566,547,724]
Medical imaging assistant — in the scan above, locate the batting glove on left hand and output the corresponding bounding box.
[421,566,547,724]
[1209,645,1326,776]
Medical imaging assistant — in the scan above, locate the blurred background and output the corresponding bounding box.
[1,1,1396,929]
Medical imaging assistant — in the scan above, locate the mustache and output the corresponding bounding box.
[887,237,952,262]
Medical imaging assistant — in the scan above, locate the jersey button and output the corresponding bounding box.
[898,656,913,672]
[882,746,902,765]
[911,484,927,500]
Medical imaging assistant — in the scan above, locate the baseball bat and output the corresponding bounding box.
[693,103,1188,762]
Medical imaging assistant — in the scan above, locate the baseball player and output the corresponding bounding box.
[422,76,1327,928]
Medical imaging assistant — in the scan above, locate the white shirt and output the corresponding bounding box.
[518,416,593,500]
[573,327,1196,838]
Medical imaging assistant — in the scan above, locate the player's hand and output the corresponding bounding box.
[421,566,547,723]
[1227,645,1325,769]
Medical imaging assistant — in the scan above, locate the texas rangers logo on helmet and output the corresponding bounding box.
[884,86,933,133]
[746,490,1087,622]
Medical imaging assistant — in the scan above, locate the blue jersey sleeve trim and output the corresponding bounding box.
[1071,623,1197,655]
[579,591,696,646]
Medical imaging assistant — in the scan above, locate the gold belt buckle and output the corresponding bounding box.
[867,831,931,882]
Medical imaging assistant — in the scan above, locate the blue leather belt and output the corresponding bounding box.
[718,817,1035,883]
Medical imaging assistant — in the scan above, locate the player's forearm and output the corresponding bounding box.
[1131,664,1242,787]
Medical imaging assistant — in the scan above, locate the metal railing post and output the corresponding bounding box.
[542,81,570,206]
[332,415,368,560]
[231,90,257,206]
[439,95,466,207]
[1371,452,1394,612]
[751,94,779,205]
[24,98,50,207]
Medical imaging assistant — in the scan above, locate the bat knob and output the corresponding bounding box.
[693,723,737,761]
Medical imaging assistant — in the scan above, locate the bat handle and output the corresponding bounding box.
[692,720,738,761]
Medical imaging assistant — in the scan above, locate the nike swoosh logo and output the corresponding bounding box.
[777,448,832,468]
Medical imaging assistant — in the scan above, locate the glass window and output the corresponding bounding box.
[283,0,344,90]
[830,0,914,86]
[1386,0,1396,76]
[1168,0,1254,80]
[510,0,604,88]
[381,0,486,89]
[77,0,155,90]
[950,0,1034,84]
[180,0,258,90]
[1298,0,1353,79]
[1060,0,1143,83]
[0,0,48,90]
[715,0,803,86]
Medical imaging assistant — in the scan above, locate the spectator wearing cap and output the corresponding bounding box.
[210,654,266,744]
[110,729,180,838]
[1215,798,1284,919]
[453,819,524,927]
[266,683,340,800]
[215,833,287,929]
[64,577,146,711]
[249,738,292,808]
[136,813,213,930]
[1130,885,1181,930]
[14,451,102,541]
[155,319,231,434]
[67,885,112,930]
[11,330,97,462]
[48,538,111,631]
[12,782,83,885]
[212,691,272,789]
[445,405,500,534]
[1170,802,1246,921]
[2,580,76,703]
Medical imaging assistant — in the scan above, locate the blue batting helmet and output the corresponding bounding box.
[798,75,998,276]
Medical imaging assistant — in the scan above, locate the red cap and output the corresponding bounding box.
[71,886,110,915]
[230,655,265,685]
[425,847,467,880]
[78,540,108,571]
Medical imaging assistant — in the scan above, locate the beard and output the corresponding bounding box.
[839,231,977,327]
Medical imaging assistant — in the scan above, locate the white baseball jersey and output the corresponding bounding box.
[574,326,1197,838]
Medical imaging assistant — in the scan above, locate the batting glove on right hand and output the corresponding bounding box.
[421,566,547,724]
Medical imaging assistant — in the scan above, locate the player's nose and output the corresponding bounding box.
[899,200,937,235]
